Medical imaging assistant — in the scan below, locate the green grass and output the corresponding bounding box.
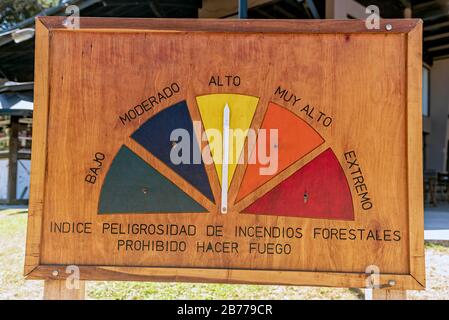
[425,241,449,252]
[87,281,357,300]
[0,210,43,299]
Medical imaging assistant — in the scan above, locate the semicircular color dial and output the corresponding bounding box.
[97,97,354,221]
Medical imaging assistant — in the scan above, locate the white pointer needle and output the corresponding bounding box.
[221,103,230,214]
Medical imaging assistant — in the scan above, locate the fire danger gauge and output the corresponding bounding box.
[99,96,354,220]
[25,17,425,290]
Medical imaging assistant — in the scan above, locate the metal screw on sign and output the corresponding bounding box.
[386,24,393,31]
[52,270,59,277]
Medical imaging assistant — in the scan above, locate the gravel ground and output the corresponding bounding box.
[0,209,447,300]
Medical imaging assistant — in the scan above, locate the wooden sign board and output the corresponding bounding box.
[25,17,424,290]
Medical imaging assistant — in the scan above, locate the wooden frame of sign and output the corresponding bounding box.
[25,17,424,298]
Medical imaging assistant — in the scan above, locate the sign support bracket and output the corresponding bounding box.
[44,280,86,300]
[372,288,407,300]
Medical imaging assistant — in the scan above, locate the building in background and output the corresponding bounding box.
[0,81,32,204]
[0,0,448,204]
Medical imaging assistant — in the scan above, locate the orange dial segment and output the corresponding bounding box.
[236,102,324,201]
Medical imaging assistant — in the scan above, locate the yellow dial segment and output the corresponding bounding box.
[196,94,259,186]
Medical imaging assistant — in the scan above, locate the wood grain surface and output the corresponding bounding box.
[25,17,424,290]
